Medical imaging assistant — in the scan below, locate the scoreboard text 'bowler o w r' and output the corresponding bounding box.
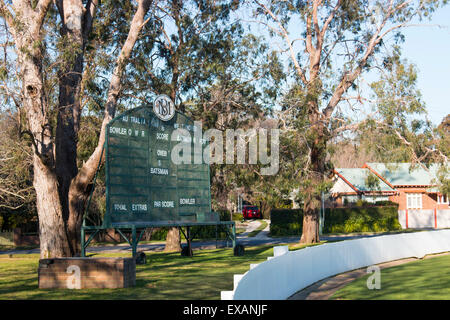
[153,94,175,121]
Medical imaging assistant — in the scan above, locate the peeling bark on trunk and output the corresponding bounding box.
[300,161,323,244]
[67,183,90,255]
[34,155,71,258]
[300,107,328,244]
[300,207,320,244]
[300,165,322,244]
[7,0,71,258]
[65,0,153,256]
[55,0,96,256]
[3,0,152,257]
[164,227,181,252]
[56,25,83,255]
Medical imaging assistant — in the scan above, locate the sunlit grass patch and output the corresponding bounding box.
[0,245,274,300]
[332,254,450,300]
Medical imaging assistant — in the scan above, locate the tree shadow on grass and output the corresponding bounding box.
[0,245,274,300]
[333,255,450,300]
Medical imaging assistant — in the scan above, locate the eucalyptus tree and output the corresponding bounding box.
[250,0,448,243]
[360,58,449,191]
[0,112,36,229]
[188,34,284,218]
[122,0,283,251]
[0,0,154,257]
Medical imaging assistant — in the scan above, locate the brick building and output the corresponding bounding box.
[330,163,449,210]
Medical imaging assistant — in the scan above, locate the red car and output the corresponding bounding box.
[242,206,262,219]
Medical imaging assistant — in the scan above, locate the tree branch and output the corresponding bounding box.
[73,0,154,191]
[255,0,308,85]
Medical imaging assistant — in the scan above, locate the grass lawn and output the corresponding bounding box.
[331,254,450,300]
[0,245,275,300]
[288,241,327,251]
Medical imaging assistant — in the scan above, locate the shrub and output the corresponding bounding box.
[374,200,399,207]
[323,206,401,234]
[270,206,402,236]
[232,212,243,221]
[355,199,366,207]
[270,209,303,237]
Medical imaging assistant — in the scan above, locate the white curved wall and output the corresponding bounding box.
[226,230,450,300]
[398,209,450,229]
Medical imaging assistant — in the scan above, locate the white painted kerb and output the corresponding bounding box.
[224,230,450,300]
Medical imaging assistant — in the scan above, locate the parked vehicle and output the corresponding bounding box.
[242,205,262,219]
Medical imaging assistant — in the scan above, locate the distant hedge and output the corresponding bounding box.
[232,212,243,221]
[323,206,402,233]
[270,206,402,236]
[270,209,303,236]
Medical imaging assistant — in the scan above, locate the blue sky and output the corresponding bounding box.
[239,3,450,126]
[401,5,450,125]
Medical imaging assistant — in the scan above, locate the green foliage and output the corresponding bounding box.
[250,1,447,222]
[361,58,438,164]
[323,207,402,234]
[375,200,399,207]
[270,209,303,237]
[232,212,243,221]
[354,199,366,207]
[1,0,447,248]
[0,113,37,231]
[365,172,381,191]
[270,206,402,236]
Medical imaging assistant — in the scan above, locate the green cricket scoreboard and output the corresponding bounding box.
[104,105,214,226]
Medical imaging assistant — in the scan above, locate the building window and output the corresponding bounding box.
[407,193,422,209]
[343,195,359,203]
[362,195,388,203]
[437,194,448,204]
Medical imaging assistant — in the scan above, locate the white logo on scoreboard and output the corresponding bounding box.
[153,95,175,121]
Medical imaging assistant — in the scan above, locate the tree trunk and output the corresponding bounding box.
[300,185,321,244]
[164,227,181,252]
[22,53,73,257]
[299,145,324,244]
[10,2,73,257]
[62,0,153,256]
[34,155,71,258]
[5,0,153,257]
[67,181,91,256]
[55,0,91,256]
[300,105,328,244]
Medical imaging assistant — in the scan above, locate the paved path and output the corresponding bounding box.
[252,220,271,240]
[288,252,450,300]
[237,219,263,237]
[0,219,269,255]
[0,225,425,255]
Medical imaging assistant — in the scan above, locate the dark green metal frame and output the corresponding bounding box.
[81,221,236,257]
